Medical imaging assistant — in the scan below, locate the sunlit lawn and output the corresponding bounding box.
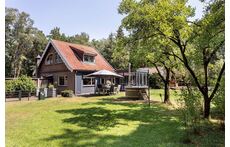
[6,89,224,147]
[150,89,180,102]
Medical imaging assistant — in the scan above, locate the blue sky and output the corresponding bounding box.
[5,0,204,40]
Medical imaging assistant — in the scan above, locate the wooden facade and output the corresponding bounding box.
[37,45,75,94]
[37,40,115,95]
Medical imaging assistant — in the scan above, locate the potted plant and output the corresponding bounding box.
[61,89,74,97]
[47,84,57,97]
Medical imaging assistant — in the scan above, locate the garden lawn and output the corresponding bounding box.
[6,89,224,147]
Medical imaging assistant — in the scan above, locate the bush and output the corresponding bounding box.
[212,77,225,118]
[5,80,14,92]
[5,75,36,92]
[149,73,163,89]
[61,89,74,97]
[177,87,203,140]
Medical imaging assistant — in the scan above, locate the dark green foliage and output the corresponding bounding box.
[47,27,66,41]
[61,89,74,97]
[90,33,127,69]
[68,32,90,45]
[5,75,36,92]
[5,80,14,92]
[116,26,125,39]
[48,27,90,46]
[149,73,163,89]
[5,7,47,77]
[112,26,130,70]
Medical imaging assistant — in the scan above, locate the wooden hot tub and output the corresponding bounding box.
[125,86,149,100]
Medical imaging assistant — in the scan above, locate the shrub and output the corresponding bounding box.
[5,80,14,92]
[212,77,225,119]
[177,87,203,141]
[149,73,163,89]
[61,89,74,97]
[5,75,36,92]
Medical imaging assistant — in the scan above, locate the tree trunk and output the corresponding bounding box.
[164,82,170,103]
[164,68,171,104]
[204,96,211,119]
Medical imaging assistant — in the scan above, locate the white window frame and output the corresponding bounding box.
[83,77,95,86]
[83,54,95,63]
[58,75,68,86]
[45,53,54,65]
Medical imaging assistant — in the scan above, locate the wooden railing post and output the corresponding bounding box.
[18,90,22,101]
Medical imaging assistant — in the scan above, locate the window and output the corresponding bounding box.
[83,55,95,63]
[58,75,68,86]
[55,53,62,63]
[83,77,95,86]
[46,54,54,65]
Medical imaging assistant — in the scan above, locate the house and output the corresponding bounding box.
[36,39,114,95]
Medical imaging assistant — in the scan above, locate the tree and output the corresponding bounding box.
[5,7,47,77]
[47,27,68,41]
[149,48,179,104]
[126,36,181,104]
[116,26,125,39]
[48,27,90,45]
[90,33,116,67]
[112,26,129,70]
[119,0,224,118]
[23,29,47,76]
[68,32,90,45]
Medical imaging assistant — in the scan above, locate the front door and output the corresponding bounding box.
[75,74,82,94]
[47,76,54,86]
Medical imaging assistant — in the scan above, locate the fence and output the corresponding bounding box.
[5,90,37,101]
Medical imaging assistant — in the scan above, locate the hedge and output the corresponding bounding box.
[5,75,36,92]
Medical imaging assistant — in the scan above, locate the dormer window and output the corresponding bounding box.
[45,53,54,65]
[55,53,62,63]
[83,54,95,63]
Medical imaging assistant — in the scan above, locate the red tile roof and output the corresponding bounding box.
[41,39,114,72]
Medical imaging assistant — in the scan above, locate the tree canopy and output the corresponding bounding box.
[5,7,47,77]
[118,0,224,118]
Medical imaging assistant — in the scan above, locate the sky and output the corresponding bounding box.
[5,0,204,40]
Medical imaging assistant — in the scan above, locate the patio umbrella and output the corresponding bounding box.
[85,69,123,78]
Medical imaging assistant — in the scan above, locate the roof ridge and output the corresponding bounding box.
[52,39,95,50]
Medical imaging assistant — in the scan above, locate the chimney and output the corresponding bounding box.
[36,55,41,65]
[35,55,41,77]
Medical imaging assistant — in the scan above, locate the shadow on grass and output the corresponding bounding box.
[56,107,119,131]
[46,95,224,146]
[44,122,183,147]
[44,98,186,146]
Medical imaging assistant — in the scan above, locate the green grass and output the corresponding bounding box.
[150,89,180,102]
[6,89,224,147]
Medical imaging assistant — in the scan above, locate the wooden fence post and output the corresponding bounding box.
[28,92,31,101]
[18,90,22,101]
